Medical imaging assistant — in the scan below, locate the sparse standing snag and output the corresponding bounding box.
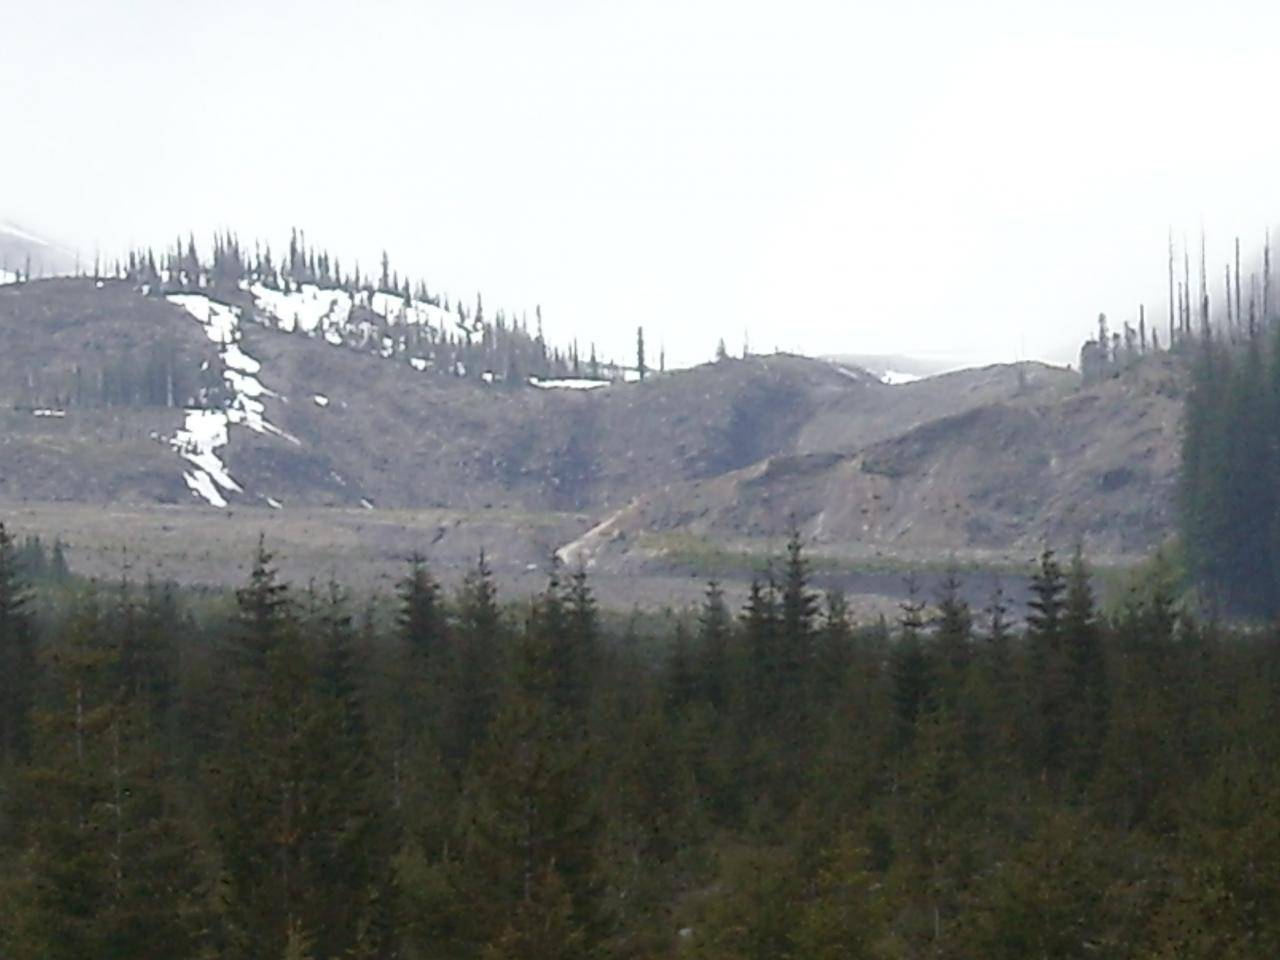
[1235,236,1242,339]
[1199,229,1210,337]
[1183,238,1192,339]
[1168,230,1178,346]
[1226,262,1234,339]
[1265,230,1272,323]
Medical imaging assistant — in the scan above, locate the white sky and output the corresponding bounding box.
[5,0,1280,368]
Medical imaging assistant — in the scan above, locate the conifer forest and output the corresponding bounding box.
[1,516,1279,960]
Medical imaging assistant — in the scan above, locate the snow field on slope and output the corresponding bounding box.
[167,294,298,506]
[249,282,353,336]
[245,283,454,345]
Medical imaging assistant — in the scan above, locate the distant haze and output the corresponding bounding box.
[5,0,1280,369]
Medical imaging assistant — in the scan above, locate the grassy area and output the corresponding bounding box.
[638,531,1074,579]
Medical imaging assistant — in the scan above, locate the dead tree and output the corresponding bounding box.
[1226,263,1235,340]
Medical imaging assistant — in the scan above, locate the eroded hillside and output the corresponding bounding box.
[0,276,1185,590]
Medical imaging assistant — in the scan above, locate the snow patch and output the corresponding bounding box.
[367,290,452,332]
[265,496,283,509]
[222,343,260,374]
[183,469,227,508]
[881,370,922,385]
[171,409,241,507]
[409,357,428,372]
[530,377,609,391]
[249,282,353,337]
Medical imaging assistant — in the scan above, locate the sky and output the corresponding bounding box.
[5,0,1280,369]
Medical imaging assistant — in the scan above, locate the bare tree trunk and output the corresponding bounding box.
[1177,281,1187,345]
[1266,231,1272,326]
[1226,263,1235,339]
[1235,237,1242,339]
[1199,229,1210,336]
[1183,242,1192,338]
[1250,274,1260,340]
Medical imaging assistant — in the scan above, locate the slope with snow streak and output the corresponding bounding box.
[167,294,298,506]
[247,283,454,341]
[249,282,353,336]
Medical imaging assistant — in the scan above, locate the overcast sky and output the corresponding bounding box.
[5,0,1280,368]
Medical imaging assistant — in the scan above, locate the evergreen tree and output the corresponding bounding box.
[211,542,386,959]
[814,590,855,703]
[695,581,732,712]
[398,554,447,674]
[779,529,819,704]
[449,553,503,770]
[1026,548,1070,784]
[459,607,601,956]
[740,575,780,732]
[305,582,397,959]
[554,566,598,726]
[11,590,208,960]
[890,576,931,747]
[931,569,973,689]
[0,523,37,766]
[1062,547,1108,786]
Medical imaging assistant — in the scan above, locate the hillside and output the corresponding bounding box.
[558,356,1183,571]
[0,273,1186,597]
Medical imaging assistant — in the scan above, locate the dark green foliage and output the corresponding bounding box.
[1180,325,1280,616]
[1026,548,1071,782]
[398,553,446,669]
[8,590,208,960]
[695,580,732,711]
[457,605,600,957]
[448,553,503,770]
[0,523,37,766]
[1062,547,1108,786]
[890,576,931,746]
[930,569,973,691]
[2,527,1279,959]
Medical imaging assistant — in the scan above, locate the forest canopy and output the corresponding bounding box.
[1,525,1278,959]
